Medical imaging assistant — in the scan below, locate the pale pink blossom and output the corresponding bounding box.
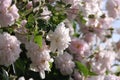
[87,74,120,80]
[0,0,19,27]
[63,0,81,6]
[69,38,90,61]
[21,20,27,27]
[69,38,89,55]
[0,32,21,66]
[55,52,75,75]
[66,5,80,20]
[26,40,53,79]
[63,19,74,36]
[63,0,81,20]
[80,0,102,18]
[91,50,116,74]
[114,40,120,59]
[73,70,82,80]
[40,6,52,20]
[26,1,33,9]
[0,0,12,13]
[98,17,113,29]
[47,22,71,54]
[15,20,28,43]
[106,0,120,18]
[83,32,95,43]
[86,75,104,80]
[104,74,120,80]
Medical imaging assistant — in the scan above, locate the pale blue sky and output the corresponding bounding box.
[112,20,120,42]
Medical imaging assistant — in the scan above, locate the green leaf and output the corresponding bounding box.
[72,21,77,32]
[79,14,86,24]
[75,61,89,77]
[34,35,42,48]
[49,62,53,69]
[88,71,97,76]
[26,14,35,29]
[14,59,26,75]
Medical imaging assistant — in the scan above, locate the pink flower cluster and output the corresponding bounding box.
[0,0,19,27]
[0,0,120,80]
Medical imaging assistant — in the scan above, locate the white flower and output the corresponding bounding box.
[55,52,75,75]
[26,40,53,79]
[0,0,19,27]
[47,22,71,54]
[0,32,21,66]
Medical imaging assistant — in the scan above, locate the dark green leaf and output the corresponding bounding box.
[1,68,9,80]
[26,14,35,29]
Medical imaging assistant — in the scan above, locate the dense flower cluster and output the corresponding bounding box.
[91,50,116,74]
[0,0,120,80]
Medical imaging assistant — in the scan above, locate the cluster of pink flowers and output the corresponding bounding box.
[0,32,21,66]
[0,0,120,80]
[0,0,19,27]
[25,40,53,79]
